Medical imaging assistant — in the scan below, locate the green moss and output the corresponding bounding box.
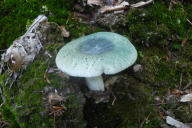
[0,46,84,128]
[0,0,105,55]
[0,0,76,50]
[172,43,180,50]
[0,27,86,127]
[1,105,20,127]
[1,0,192,127]
[181,43,192,60]
[174,104,192,123]
[127,1,187,47]
[25,19,34,30]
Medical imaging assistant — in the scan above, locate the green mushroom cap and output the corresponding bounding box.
[56,32,137,77]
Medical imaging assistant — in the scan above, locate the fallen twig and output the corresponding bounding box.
[99,1,130,13]
[131,0,155,8]
[157,57,165,63]
[183,79,192,90]
[187,18,192,25]
[171,0,177,4]
[139,112,150,128]
[110,89,116,105]
[128,93,135,100]
[181,37,188,46]
[109,83,116,105]
[179,73,182,89]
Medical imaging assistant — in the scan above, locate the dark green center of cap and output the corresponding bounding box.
[77,38,114,54]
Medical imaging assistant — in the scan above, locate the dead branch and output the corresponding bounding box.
[131,0,155,8]
[183,80,192,90]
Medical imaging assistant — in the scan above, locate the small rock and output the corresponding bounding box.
[133,64,143,73]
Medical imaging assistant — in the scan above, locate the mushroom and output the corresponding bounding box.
[55,32,137,91]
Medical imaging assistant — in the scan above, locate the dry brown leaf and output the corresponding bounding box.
[44,69,50,83]
[104,76,119,90]
[181,37,188,46]
[87,0,102,6]
[180,94,192,102]
[166,116,190,128]
[48,93,64,104]
[59,26,70,37]
[52,106,66,110]
[87,0,154,14]
[171,88,184,96]
[184,89,192,94]
[55,70,70,79]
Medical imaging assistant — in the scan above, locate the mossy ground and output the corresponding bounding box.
[0,19,88,127]
[0,0,102,50]
[1,0,192,128]
[0,41,86,127]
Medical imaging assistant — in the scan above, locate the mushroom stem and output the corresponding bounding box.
[85,75,105,91]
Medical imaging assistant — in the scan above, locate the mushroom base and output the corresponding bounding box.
[85,76,105,91]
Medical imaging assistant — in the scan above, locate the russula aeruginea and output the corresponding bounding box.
[56,32,137,91]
